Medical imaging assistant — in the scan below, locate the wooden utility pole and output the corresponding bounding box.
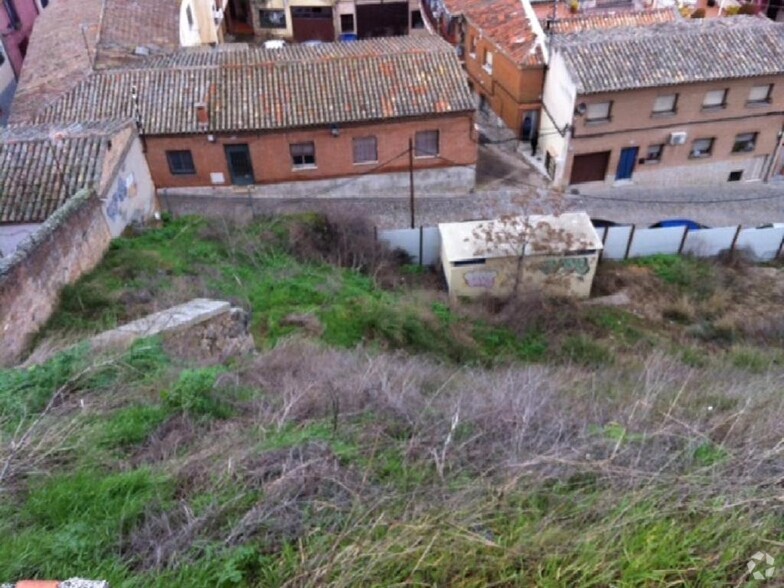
[408,138,415,229]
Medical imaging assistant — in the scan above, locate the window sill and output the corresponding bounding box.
[643,159,661,165]
[731,148,756,155]
[585,118,611,126]
[170,171,196,176]
[700,105,726,113]
[689,154,712,159]
[414,154,438,159]
[746,100,771,108]
[651,111,677,118]
[353,160,378,166]
[292,164,318,171]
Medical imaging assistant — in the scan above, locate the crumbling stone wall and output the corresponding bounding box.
[0,190,112,366]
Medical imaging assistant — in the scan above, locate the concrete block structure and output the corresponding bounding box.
[439,211,603,299]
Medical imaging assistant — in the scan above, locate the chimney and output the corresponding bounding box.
[195,101,209,129]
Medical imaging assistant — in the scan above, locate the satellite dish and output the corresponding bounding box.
[575,102,588,115]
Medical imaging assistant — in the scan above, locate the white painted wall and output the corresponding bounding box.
[101,136,157,237]
[538,50,576,186]
[0,223,41,257]
[180,0,227,47]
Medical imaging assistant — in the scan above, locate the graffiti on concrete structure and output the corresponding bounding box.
[105,173,137,221]
[464,270,497,289]
[537,256,591,276]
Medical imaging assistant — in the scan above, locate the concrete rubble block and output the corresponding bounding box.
[162,306,255,364]
[89,298,233,353]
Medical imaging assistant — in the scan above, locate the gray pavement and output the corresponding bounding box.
[568,181,784,227]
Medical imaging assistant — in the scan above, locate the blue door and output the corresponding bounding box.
[615,147,639,180]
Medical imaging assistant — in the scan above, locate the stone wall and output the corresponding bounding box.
[0,190,112,367]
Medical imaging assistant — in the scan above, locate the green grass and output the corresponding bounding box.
[0,468,172,580]
[5,217,782,586]
[40,217,562,368]
[631,254,716,299]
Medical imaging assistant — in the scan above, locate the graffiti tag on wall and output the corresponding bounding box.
[464,270,497,289]
[105,173,137,222]
[536,256,591,276]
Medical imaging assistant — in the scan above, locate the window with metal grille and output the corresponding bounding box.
[353,136,377,164]
[166,150,196,175]
[340,14,354,32]
[731,132,757,153]
[291,142,316,167]
[414,130,439,158]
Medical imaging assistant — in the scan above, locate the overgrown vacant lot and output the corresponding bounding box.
[2,216,783,586]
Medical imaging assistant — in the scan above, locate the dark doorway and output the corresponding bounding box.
[226,0,254,36]
[356,3,408,38]
[570,151,610,184]
[615,147,638,181]
[225,144,255,186]
[291,6,335,42]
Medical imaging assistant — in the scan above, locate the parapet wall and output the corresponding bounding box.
[0,190,112,366]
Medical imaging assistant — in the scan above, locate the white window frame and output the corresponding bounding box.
[652,94,677,115]
[702,89,728,110]
[747,84,773,105]
[645,144,664,162]
[731,132,758,153]
[483,50,493,74]
[290,141,316,168]
[585,101,612,123]
[690,138,714,159]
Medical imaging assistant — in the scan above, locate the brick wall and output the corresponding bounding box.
[463,24,545,137]
[144,114,476,190]
[563,75,784,186]
[0,190,112,366]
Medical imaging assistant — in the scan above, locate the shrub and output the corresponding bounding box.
[162,367,231,419]
[691,7,706,17]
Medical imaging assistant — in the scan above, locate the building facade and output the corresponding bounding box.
[34,38,477,197]
[181,0,230,46]
[540,18,784,188]
[225,0,428,42]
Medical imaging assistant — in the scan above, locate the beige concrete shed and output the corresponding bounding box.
[438,211,603,299]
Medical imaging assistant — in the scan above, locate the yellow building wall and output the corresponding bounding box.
[445,252,599,300]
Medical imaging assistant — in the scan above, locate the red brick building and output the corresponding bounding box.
[35,37,477,198]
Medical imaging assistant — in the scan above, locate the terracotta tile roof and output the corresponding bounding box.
[556,17,784,94]
[10,0,180,123]
[35,37,474,135]
[461,0,546,65]
[548,7,679,34]
[0,121,133,223]
[437,0,545,65]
